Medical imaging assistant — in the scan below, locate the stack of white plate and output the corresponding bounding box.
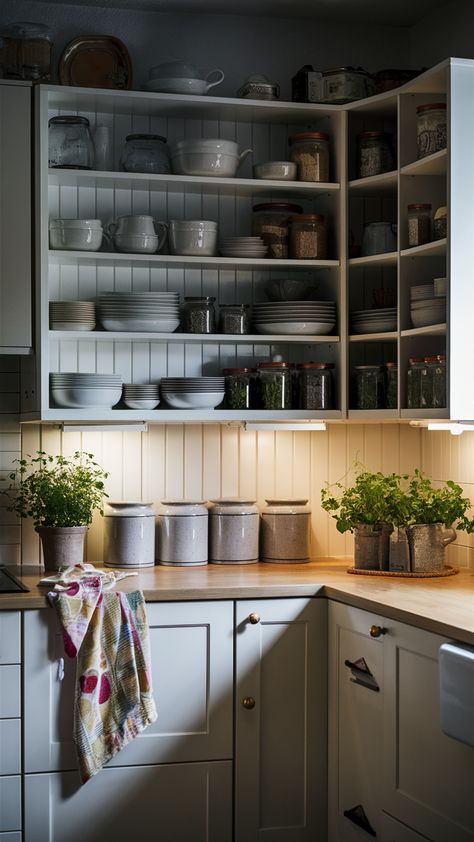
[49,300,96,331]
[122,383,160,410]
[219,237,268,258]
[96,292,181,332]
[410,284,435,301]
[50,373,123,409]
[350,307,397,334]
[410,296,446,328]
[160,377,225,409]
[252,300,336,336]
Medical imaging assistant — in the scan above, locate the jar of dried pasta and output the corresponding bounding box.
[288,131,330,182]
[289,213,327,259]
[252,202,303,259]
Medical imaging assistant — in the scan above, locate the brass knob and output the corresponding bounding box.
[242,696,256,710]
[248,612,261,625]
[370,625,387,638]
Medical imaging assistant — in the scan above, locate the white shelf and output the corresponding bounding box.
[349,331,397,342]
[400,149,447,177]
[401,323,447,337]
[22,408,344,424]
[400,239,447,258]
[348,409,399,420]
[400,408,449,420]
[349,252,398,268]
[348,170,397,194]
[49,330,340,345]
[48,250,340,269]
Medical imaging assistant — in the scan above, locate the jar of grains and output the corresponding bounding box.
[416,102,447,159]
[433,206,447,240]
[297,362,333,409]
[218,304,250,335]
[289,213,327,259]
[353,364,386,410]
[252,202,303,259]
[223,367,256,409]
[407,357,425,409]
[407,203,431,247]
[385,361,398,409]
[357,131,395,178]
[288,131,330,182]
[183,296,216,333]
[257,362,292,409]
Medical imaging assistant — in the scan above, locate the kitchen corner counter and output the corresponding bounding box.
[2,559,474,645]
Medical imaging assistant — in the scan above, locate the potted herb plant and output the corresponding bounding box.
[3,451,108,570]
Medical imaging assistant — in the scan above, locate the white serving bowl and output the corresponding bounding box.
[410,308,446,328]
[163,391,225,409]
[123,398,161,410]
[253,161,297,181]
[168,220,218,256]
[51,386,123,409]
[171,139,252,177]
[100,318,180,332]
[49,224,103,251]
[113,234,159,254]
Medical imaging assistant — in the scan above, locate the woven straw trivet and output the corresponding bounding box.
[347,565,459,578]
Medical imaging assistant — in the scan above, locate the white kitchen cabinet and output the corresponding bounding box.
[0,610,21,837]
[381,812,434,842]
[0,777,21,834]
[235,597,327,841]
[0,613,20,664]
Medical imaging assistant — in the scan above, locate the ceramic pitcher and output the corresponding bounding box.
[406,522,456,572]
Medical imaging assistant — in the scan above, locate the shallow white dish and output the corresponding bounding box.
[51,386,122,409]
[410,309,446,328]
[123,398,161,409]
[351,320,397,333]
[100,318,180,332]
[254,321,336,335]
[253,161,297,180]
[163,391,225,409]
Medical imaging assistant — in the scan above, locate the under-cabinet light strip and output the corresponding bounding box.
[61,423,149,433]
[244,422,327,432]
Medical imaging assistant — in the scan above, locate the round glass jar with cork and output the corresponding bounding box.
[407,203,431,247]
[296,362,334,409]
[357,131,395,178]
[289,213,327,259]
[256,362,292,409]
[252,202,303,259]
[288,131,330,182]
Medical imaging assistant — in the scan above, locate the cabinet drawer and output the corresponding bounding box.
[0,721,20,775]
[0,777,21,832]
[0,667,20,718]
[0,614,20,664]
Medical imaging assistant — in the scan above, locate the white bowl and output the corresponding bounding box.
[168,221,217,256]
[254,321,335,335]
[51,386,122,409]
[123,398,160,409]
[410,309,446,328]
[171,139,251,178]
[49,218,102,229]
[253,161,297,180]
[49,226,103,251]
[113,234,159,254]
[100,318,180,332]
[163,391,225,409]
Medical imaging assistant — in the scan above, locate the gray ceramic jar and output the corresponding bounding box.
[208,498,259,564]
[157,500,208,566]
[103,502,155,568]
[260,498,311,563]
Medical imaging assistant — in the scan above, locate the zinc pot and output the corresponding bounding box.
[36,525,88,571]
[353,522,393,570]
[406,522,456,572]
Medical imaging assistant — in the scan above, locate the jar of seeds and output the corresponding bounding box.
[183,296,216,333]
[407,357,425,408]
[357,131,395,178]
[288,131,330,182]
[257,362,292,409]
[252,202,303,259]
[297,362,333,409]
[353,365,385,410]
[223,367,256,409]
[219,303,250,334]
[407,203,431,247]
[416,102,447,159]
[289,213,327,259]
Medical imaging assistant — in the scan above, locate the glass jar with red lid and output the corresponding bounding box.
[252,202,303,259]
[256,362,292,409]
[357,131,395,178]
[288,131,330,182]
[223,367,256,409]
[289,213,327,259]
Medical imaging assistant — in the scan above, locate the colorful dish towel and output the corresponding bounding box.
[41,560,137,592]
[49,572,157,784]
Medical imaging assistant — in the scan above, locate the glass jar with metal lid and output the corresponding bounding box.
[257,362,292,409]
[48,116,95,169]
[407,357,426,408]
[353,365,385,410]
[121,133,170,174]
[289,213,327,259]
[218,304,250,335]
[288,131,330,182]
[296,362,333,409]
[416,102,447,159]
[357,131,395,178]
[183,296,216,333]
[385,361,398,409]
[261,498,311,563]
[223,367,256,409]
[0,22,52,80]
[252,202,303,259]
[407,203,431,247]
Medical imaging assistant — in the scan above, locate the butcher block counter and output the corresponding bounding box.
[1,558,474,645]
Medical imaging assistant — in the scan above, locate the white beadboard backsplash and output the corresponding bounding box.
[0,357,22,566]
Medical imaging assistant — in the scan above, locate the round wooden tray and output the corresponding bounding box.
[347,565,459,578]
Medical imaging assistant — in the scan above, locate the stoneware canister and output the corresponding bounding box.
[406,522,456,572]
[260,498,311,563]
[103,501,155,568]
[208,498,259,564]
[157,500,208,566]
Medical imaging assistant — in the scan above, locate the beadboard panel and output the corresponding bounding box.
[0,356,21,564]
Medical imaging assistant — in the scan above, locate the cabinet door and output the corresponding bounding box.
[0,82,31,351]
[381,812,434,842]
[24,760,232,842]
[384,621,474,842]
[235,597,327,842]
[0,613,20,664]
[24,601,233,773]
[0,777,21,832]
[328,602,386,842]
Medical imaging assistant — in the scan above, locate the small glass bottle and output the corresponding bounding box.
[218,304,250,335]
[223,368,256,409]
[289,213,327,259]
[288,131,330,182]
[357,131,395,178]
[353,365,385,410]
[407,357,425,409]
[385,361,398,409]
[48,116,95,169]
[182,296,216,334]
[257,362,292,410]
[297,362,333,410]
[121,133,170,174]
[416,102,447,159]
[407,203,431,247]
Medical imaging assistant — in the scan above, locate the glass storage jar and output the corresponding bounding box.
[208,499,260,564]
[407,203,431,247]
[416,102,447,159]
[252,202,303,259]
[432,354,447,408]
[421,356,437,408]
[407,357,426,409]
[353,365,385,410]
[357,131,395,178]
[385,361,398,409]
[289,213,327,259]
[48,116,95,170]
[433,206,447,240]
[288,131,330,182]
[120,133,170,174]
[296,362,333,409]
[261,498,311,563]
[0,22,52,80]
[257,362,292,409]
[183,296,216,333]
[223,367,256,410]
[218,304,250,335]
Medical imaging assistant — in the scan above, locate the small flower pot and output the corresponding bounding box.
[36,525,88,571]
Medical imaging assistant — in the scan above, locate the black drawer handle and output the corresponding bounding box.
[343,804,376,836]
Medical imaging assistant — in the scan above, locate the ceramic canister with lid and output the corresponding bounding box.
[209,498,259,564]
[157,500,208,566]
[261,498,311,563]
[103,501,155,567]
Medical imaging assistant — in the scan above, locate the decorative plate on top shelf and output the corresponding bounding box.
[58,36,132,90]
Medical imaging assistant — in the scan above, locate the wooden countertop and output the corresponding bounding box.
[2,559,474,645]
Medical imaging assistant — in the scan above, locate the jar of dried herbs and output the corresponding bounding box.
[223,367,256,410]
[385,361,397,409]
[219,304,250,335]
[416,102,447,159]
[407,357,425,408]
[407,203,431,247]
[257,362,292,409]
[183,296,216,333]
[357,131,395,178]
[353,365,385,410]
[297,362,333,409]
[288,131,330,182]
[252,202,303,259]
[289,213,327,259]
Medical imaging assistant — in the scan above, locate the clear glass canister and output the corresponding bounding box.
[120,133,170,174]
[208,499,260,564]
[357,131,395,178]
[354,365,385,410]
[433,206,447,240]
[433,354,447,408]
[48,116,95,170]
[407,357,426,409]
[261,498,311,563]
[289,213,327,259]
[385,361,398,409]
[0,22,52,81]
[297,362,333,409]
[421,356,438,409]
[257,362,292,409]
[407,203,431,247]
[252,202,303,259]
[416,102,447,159]
[219,304,250,335]
[183,296,216,333]
[288,131,330,182]
[223,367,256,409]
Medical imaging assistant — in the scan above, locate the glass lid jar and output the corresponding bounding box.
[48,116,95,170]
[121,133,170,174]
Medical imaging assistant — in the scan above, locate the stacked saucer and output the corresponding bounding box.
[96,292,180,332]
[50,373,123,409]
[252,300,336,336]
[219,237,268,258]
[50,300,96,331]
[122,383,160,410]
[160,377,225,409]
[350,307,397,334]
